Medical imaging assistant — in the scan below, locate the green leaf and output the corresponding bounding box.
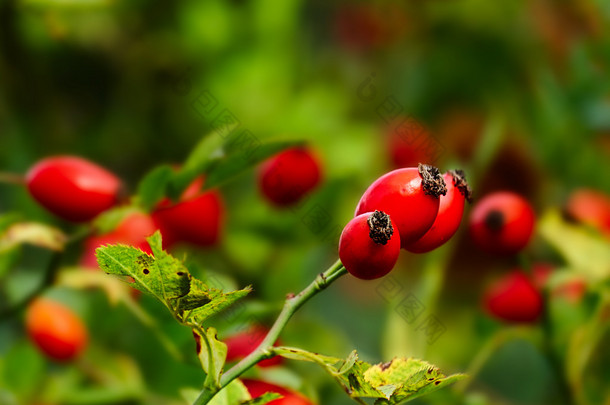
[0,222,67,252]
[171,132,228,198]
[181,379,281,405]
[135,164,176,211]
[203,139,304,190]
[95,232,190,303]
[181,278,252,325]
[274,348,464,404]
[538,209,610,281]
[193,327,227,389]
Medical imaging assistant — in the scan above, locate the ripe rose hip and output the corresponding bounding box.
[152,176,224,248]
[406,170,472,253]
[225,325,282,368]
[242,379,312,405]
[26,156,121,222]
[469,191,535,255]
[355,164,447,248]
[26,298,88,362]
[339,210,400,280]
[259,147,322,207]
[565,188,610,237]
[80,211,157,269]
[484,271,543,323]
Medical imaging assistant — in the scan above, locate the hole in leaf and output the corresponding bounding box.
[177,271,185,276]
[143,268,150,274]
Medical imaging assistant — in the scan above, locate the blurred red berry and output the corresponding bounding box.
[356,164,446,248]
[152,176,224,248]
[565,188,610,237]
[80,211,157,269]
[259,147,322,207]
[484,271,543,323]
[242,379,312,405]
[26,298,88,362]
[339,210,400,280]
[406,170,472,253]
[225,326,282,368]
[469,192,535,255]
[26,156,121,222]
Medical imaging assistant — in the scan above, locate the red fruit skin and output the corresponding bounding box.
[259,148,322,207]
[484,271,543,323]
[152,177,224,248]
[80,212,157,269]
[355,168,441,248]
[26,156,121,222]
[242,379,312,405]
[566,188,610,236]
[339,212,400,280]
[225,326,282,368]
[26,299,88,362]
[405,172,466,253]
[469,192,535,255]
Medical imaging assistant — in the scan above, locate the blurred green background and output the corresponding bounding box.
[1,0,610,404]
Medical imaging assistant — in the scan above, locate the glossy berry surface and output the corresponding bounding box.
[484,271,543,323]
[152,176,224,248]
[259,147,322,207]
[80,211,157,269]
[565,188,610,237]
[26,298,88,362]
[242,379,312,405]
[339,211,400,280]
[225,326,282,368]
[26,156,121,222]
[355,164,446,248]
[469,191,535,255]
[406,170,472,253]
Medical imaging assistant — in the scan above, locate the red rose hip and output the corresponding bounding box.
[259,147,322,207]
[152,176,224,248]
[339,210,400,280]
[80,211,157,269]
[26,156,121,222]
[565,188,610,237]
[26,298,88,362]
[242,379,312,405]
[406,170,472,253]
[225,325,282,368]
[469,191,535,255]
[355,164,447,248]
[483,271,543,323]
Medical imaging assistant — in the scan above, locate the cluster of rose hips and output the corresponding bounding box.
[19,148,322,366]
[338,164,472,280]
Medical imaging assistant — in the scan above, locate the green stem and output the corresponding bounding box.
[192,259,347,405]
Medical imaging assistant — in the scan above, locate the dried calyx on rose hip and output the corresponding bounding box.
[355,164,447,249]
[469,191,535,255]
[339,210,400,280]
[405,169,472,253]
[26,156,122,222]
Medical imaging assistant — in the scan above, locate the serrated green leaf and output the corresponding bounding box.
[203,139,304,190]
[95,232,190,302]
[0,222,67,251]
[539,209,610,281]
[194,327,227,389]
[186,285,252,326]
[135,164,176,211]
[273,348,464,404]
